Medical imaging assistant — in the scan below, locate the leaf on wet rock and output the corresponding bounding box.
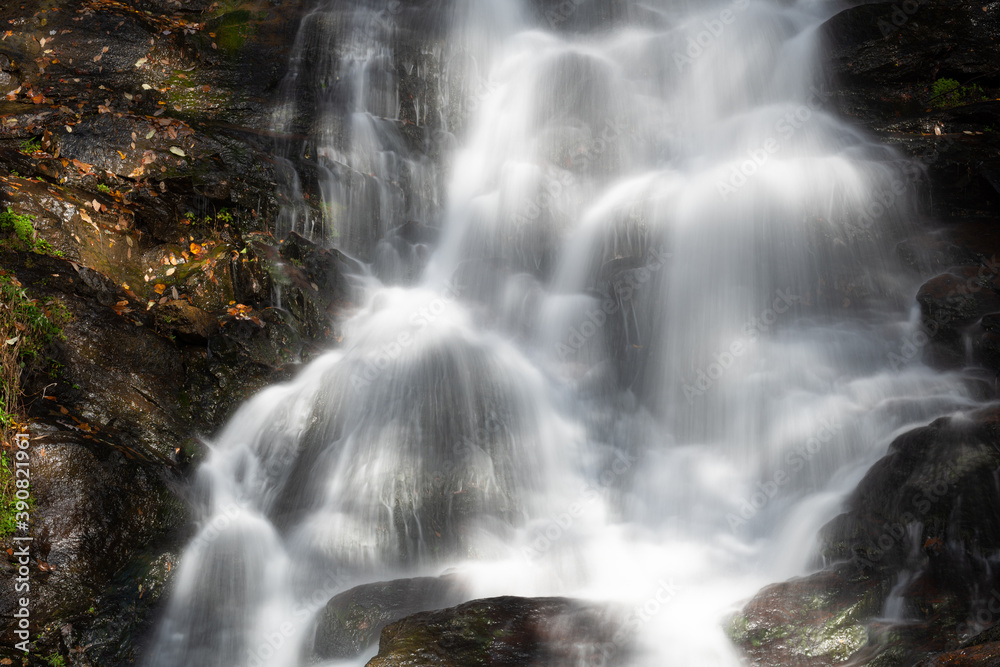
[169,146,185,157]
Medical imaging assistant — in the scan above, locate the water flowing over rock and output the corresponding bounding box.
[2,0,1000,664]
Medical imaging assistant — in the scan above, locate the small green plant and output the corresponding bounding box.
[46,654,66,667]
[18,137,41,154]
[1,208,35,246]
[0,272,64,539]
[96,183,112,194]
[0,208,62,257]
[0,451,21,538]
[931,77,988,109]
[10,170,20,178]
[217,208,233,224]
[183,211,196,223]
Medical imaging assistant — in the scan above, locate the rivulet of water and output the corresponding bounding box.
[146,1,978,665]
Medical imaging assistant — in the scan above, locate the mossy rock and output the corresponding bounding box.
[314,575,466,659]
[367,596,628,667]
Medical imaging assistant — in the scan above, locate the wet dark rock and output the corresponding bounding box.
[731,566,888,667]
[314,575,467,659]
[0,423,186,660]
[77,548,179,665]
[367,596,629,667]
[154,298,219,342]
[268,231,355,339]
[736,408,1000,666]
[917,267,1000,338]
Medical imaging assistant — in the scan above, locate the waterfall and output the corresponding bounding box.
[146,0,978,665]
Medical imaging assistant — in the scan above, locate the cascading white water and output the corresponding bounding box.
[147,1,981,665]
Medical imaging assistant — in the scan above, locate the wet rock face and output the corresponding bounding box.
[0,424,186,660]
[314,575,467,659]
[366,596,630,667]
[735,409,1000,666]
[822,0,1000,221]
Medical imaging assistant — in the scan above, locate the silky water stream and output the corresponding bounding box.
[146,0,979,665]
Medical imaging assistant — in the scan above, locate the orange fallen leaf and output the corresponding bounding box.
[153,283,166,294]
[189,242,202,255]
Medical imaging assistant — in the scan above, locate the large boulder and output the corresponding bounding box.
[733,408,1000,666]
[314,575,466,659]
[367,596,630,667]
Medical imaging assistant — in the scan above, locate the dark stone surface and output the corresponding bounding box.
[315,575,467,659]
[367,596,629,667]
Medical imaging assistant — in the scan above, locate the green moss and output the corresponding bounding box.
[212,11,258,53]
[931,78,988,109]
[0,273,68,362]
[0,208,64,257]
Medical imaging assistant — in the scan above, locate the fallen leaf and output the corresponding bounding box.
[153,283,166,294]
[5,336,19,345]
[135,57,147,67]
[92,199,100,211]
[145,129,155,139]
[169,146,185,157]
[79,210,92,223]
[165,267,176,276]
